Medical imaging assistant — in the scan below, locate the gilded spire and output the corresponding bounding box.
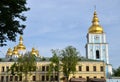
[92,11,99,25]
[6,48,12,56]
[19,35,23,42]
[17,35,26,50]
[88,11,104,33]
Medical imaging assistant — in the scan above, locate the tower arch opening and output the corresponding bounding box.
[96,50,100,59]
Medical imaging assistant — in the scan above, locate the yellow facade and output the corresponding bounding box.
[71,61,106,79]
[0,60,106,82]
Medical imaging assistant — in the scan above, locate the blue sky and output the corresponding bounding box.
[0,0,120,68]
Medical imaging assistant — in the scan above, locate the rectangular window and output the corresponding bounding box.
[55,76,58,81]
[46,76,49,81]
[93,66,96,71]
[79,76,82,78]
[15,76,18,81]
[86,76,89,80]
[1,76,4,82]
[42,66,45,71]
[101,76,104,78]
[2,66,4,72]
[86,66,89,71]
[6,66,9,72]
[46,66,49,71]
[94,76,97,78]
[73,76,75,78]
[10,76,13,81]
[32,76,36,81]
[50,76,53,81]
[19,76,22,81]
[42,76,45,81]
[100,66,104,71]
[6,76,8,82]
[79,66,82,71]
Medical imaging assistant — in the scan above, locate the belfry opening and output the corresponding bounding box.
[96,50,100,59]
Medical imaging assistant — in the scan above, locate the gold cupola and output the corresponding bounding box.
[12,46,18,55]
[88,11,104,33]
[17,35,26,50]
[31,48,39,57]
[6,48,12,56]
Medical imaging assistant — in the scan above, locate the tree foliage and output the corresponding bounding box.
[0,0,29,46]
[60,46,79,81]
[50,49,60,71]
[48,49,60,81]
[8,52,37,82]
[113,66,120,76]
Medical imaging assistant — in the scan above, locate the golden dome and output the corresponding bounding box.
[6,48,12,56]
[35,50,39,55]
[12,46,18,55]
[17,35,26,50]
[31,48,39,56]
[88,11,104,33]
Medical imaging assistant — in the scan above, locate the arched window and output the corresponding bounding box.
[96,50,100,59]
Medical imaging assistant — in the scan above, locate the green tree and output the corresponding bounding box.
[0,0,29,46]
[60,46,79,82]
[49,49,60,82]
[8,52,37,82]
[113,66,120,76]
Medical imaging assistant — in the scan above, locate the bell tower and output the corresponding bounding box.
[86,11,109,64]
[86,11,113,78]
